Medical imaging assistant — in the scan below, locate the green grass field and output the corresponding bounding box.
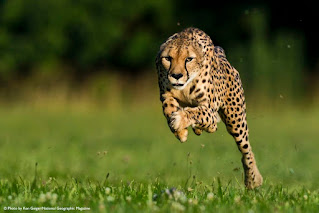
[0,105,318,212]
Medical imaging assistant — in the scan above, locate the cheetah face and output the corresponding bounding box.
[159,44,203,90]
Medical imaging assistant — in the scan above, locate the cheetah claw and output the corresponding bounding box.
[170,110,191,131]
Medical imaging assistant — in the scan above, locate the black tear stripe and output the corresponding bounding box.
[184,62,190,79]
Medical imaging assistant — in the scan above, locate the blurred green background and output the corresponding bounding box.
[0,0,318,190]
[0,0,318,106]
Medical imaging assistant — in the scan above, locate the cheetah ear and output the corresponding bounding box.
[165,33,179,43]
[158,33,178,51]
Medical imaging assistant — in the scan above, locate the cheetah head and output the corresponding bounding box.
[157,38,204,90]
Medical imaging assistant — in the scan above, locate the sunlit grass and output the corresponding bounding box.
[0,105,318,212]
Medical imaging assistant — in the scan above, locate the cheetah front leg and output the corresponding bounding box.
[170,106,219,141]
[219,106,263,189]
[161,95,189,142]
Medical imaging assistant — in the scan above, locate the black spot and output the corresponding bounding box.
[236,97,240,102]
[206,117,209,122]
[170,104,174,107]
[239,130,243,135]
[243,144,248,149]
[196,93,204,99]
[231,132,239,137]
[163,103,168,108]
[195,88,201,93]
[190,85,195,94]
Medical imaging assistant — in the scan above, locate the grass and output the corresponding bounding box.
[0,104,318,212]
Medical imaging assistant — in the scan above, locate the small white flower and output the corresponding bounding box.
[105,187,111,195]
[39,193,46,203]
[207,192,214,200]
[8,195,12,200]
[303,195,308,200]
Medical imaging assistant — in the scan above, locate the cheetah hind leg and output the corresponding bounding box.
[192,127,203,136]
[192,112,220,135]
[174,129,188,143]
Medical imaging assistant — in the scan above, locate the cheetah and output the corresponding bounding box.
[155,27,263,189]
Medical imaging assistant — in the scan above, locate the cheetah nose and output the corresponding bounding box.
[171,73,183,80]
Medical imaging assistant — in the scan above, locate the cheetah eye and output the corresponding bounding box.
[163,56,172,62]
[186,57,194,62]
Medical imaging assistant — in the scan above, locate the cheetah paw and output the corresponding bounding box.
[192,127,203,136]
[245,168,263,189]
[174,129,188,143]
[170,110,192,131]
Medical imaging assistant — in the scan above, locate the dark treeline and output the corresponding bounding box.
[0,0,317,80]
